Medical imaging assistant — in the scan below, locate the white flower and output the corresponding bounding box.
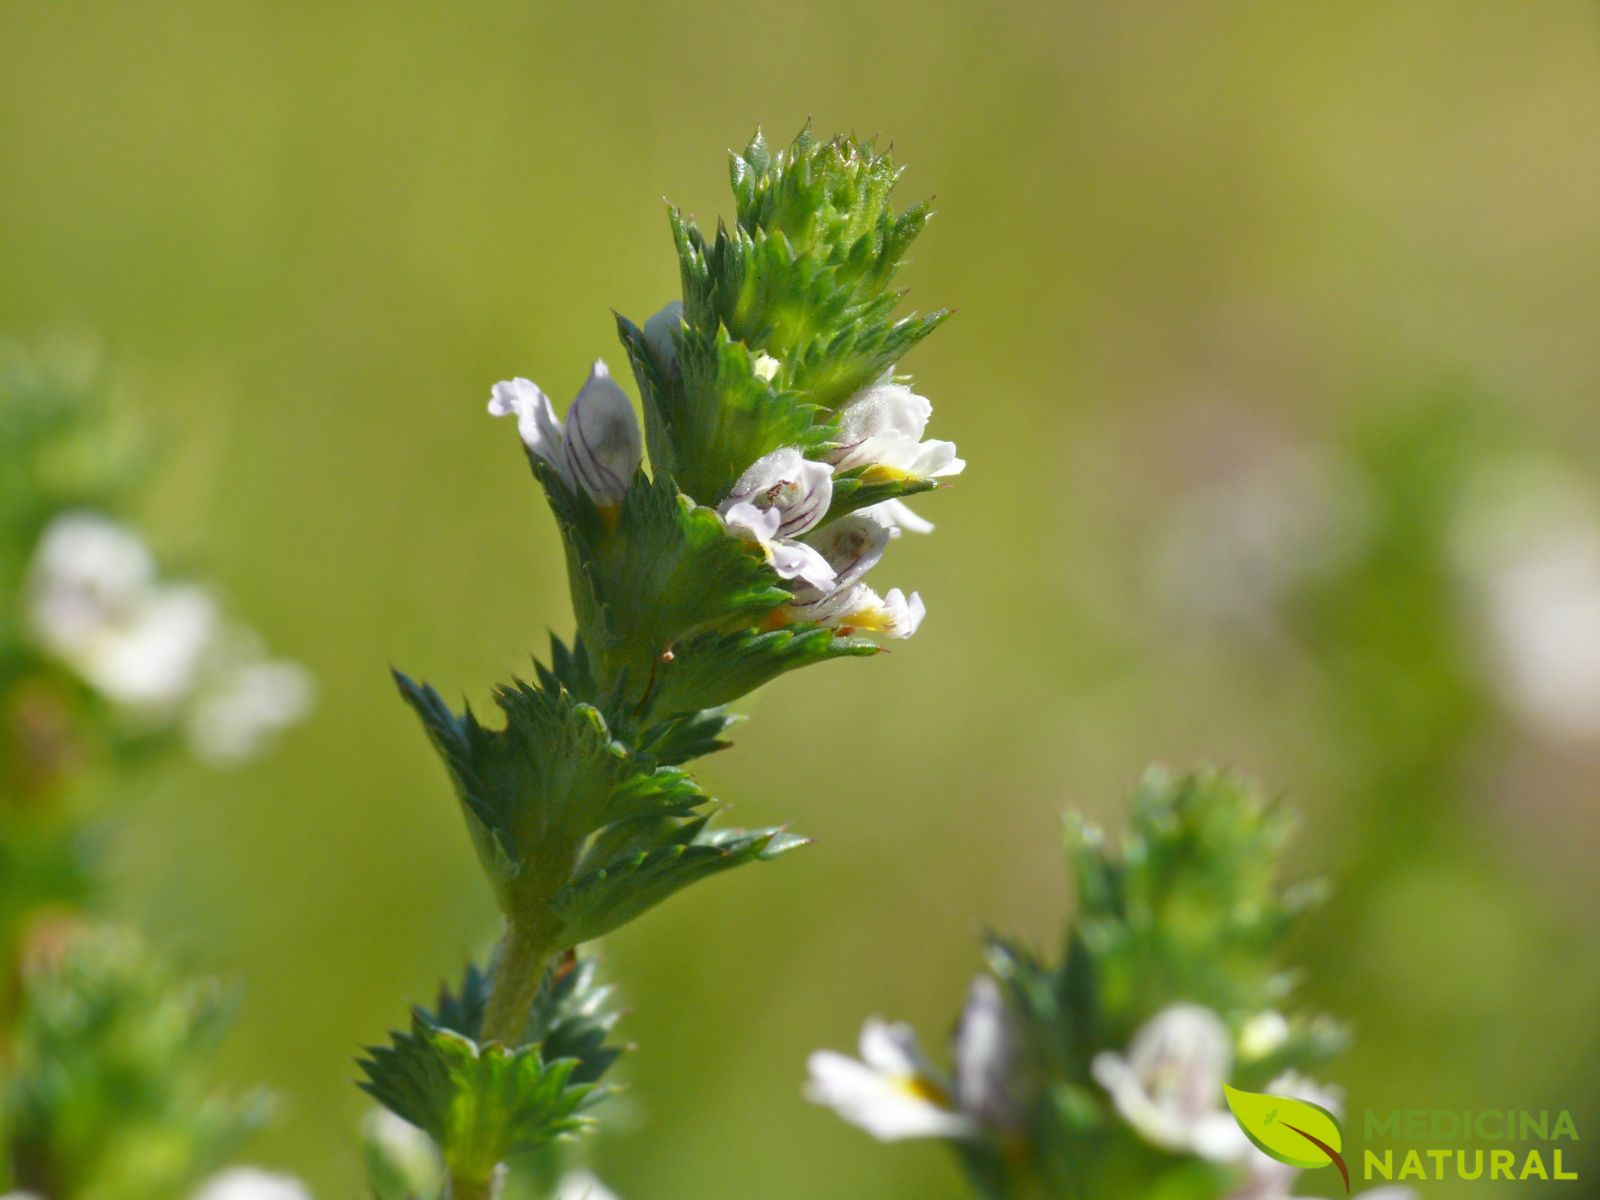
[830,372,964,480]
[779,512,926,638]
[190,1168,312,1200]
[26,512,220,711]
[489,361,641,507]
[815,584,926,639]
[487,377,565,477]
[1091,1005,1244,1160]
[23,511,312,762]
[642,299,684,373]
[806,1018,975,1142]
[953,975,1029,1136]
[186,658,315,766]
[1452,461,1600,740]
[553,1171,619,1200]
[784,513,890,616]
[719,448,836,589]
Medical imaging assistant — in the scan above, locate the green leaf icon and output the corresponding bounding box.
[1223,1085,1344,1172]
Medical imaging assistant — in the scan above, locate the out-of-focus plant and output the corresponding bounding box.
[360,126,962,1198]
[1145,397,1600,1175]
[807,767,1413,1200]
[0,347,313,1198]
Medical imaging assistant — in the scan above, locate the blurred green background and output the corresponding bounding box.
[3,2,1599,1196]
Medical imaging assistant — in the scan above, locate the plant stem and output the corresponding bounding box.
[479,920,555,1047]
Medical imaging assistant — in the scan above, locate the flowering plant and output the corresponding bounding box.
[360,127,962,1198]
[808,768,1414,1200]
[0,348,313,1199]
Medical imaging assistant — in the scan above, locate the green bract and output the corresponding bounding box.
[632,127,949,502]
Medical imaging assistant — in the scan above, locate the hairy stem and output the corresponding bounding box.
[479,920,555,1047]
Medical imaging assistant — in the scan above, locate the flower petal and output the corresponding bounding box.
[954,975,1028,1134]
[721,500,782,544]
[88,585,221,710]
[910,438,966,478]
[860,1018,935,1077]
[721,448,835,539]
[830,375,962,478]
[803,514,890,591]
[769,539,838,590]
[836,377,932,446]
[806,1043,971,1143]
[563,360,641,506]
[864,498,935,536]
[1094,1004,1236,1158]
[25,513,158,658]
[489,377,570,484]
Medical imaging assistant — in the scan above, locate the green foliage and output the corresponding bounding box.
[0,352,168,793]
[1063,766,1331,1048]
[555,821,806,945]
[360,954,622,1191]
[359,1017,591,1186]
[0,348,135,609]
[388,127,956,1190]
[836,769,1347,1200]
[3,929,268,1200]
[419,954,625,1088]
[396,670,802,952]
[0,821,94,984]
[626,127,948,503]
[642,624,877,719]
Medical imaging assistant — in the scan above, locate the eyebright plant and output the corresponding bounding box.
[0,348,315,1198]
[363,127,962,1198]
[807,768,1414,1200]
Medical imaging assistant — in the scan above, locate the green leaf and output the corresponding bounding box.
[526,955,626,1087]
[416,955,623,1084]
[644,624,877,720]
[598,473,791,677]
[670,321,828,503]
[550,823,808,945]
[633,706,740,765]
[394,672,704,917]
[358,1019,593,1184]
[822,466,939,524]
[1223,1085,1344,1171]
